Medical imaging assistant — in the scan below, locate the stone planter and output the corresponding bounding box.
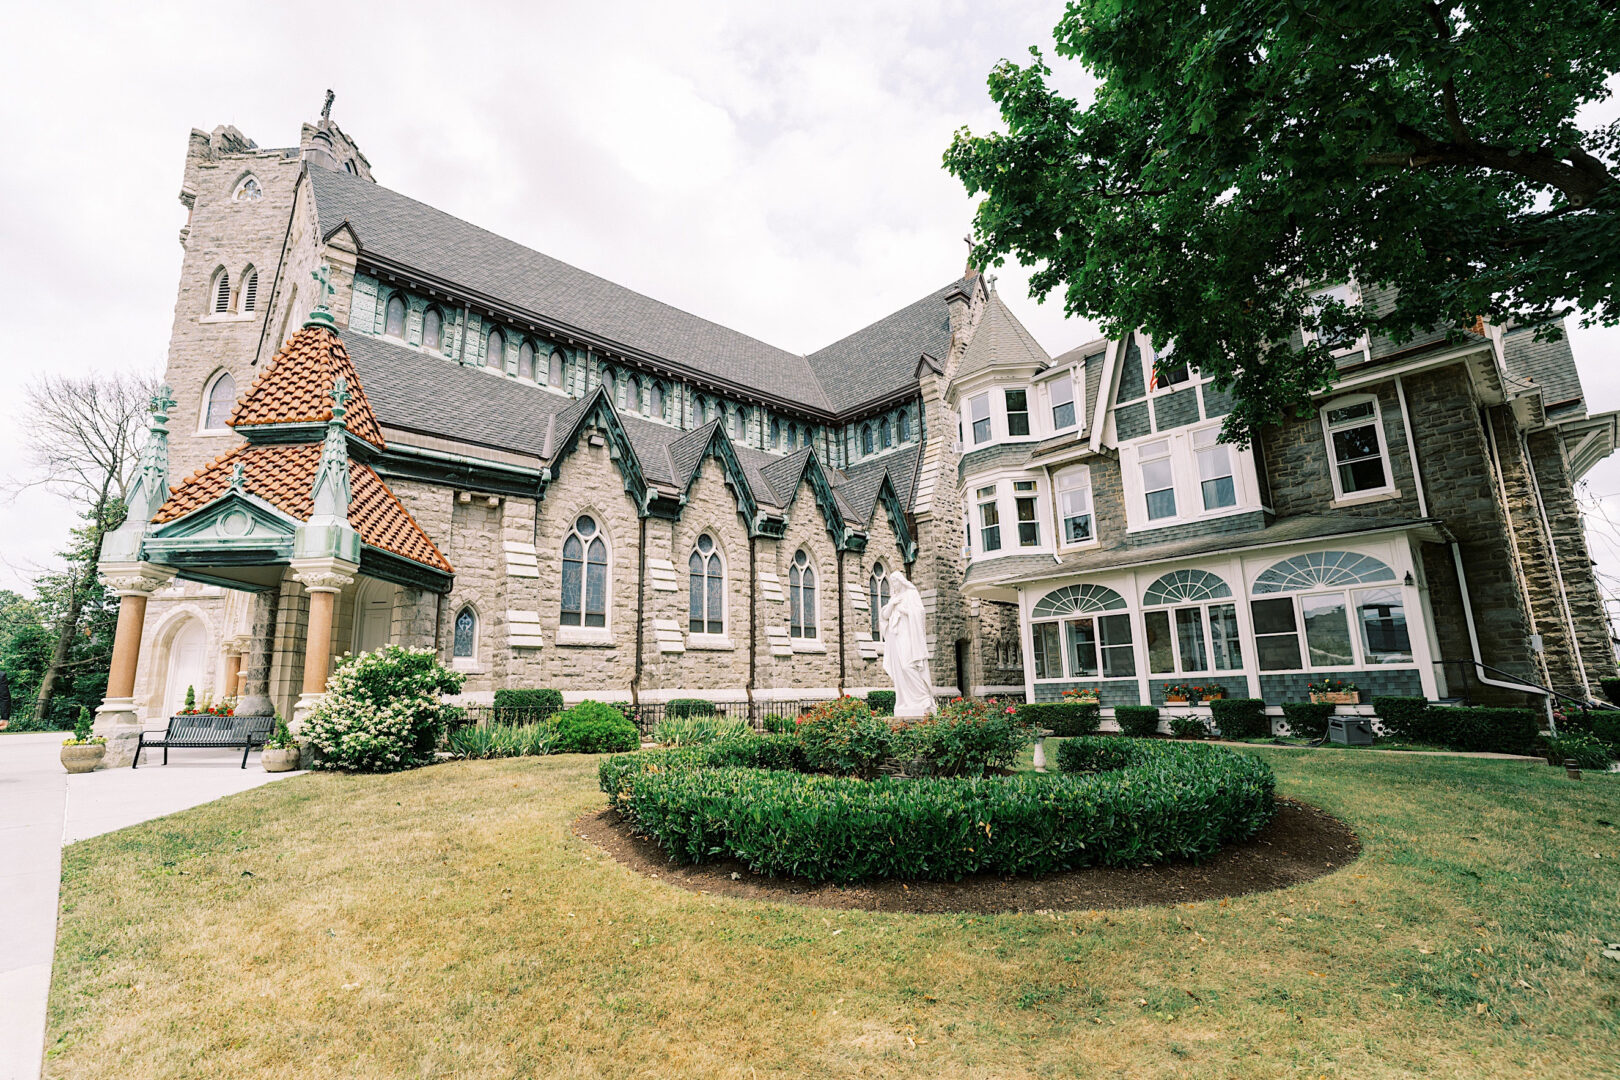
[1311,691,1361,705]
[262,747,301,773]
[61,743,106,774]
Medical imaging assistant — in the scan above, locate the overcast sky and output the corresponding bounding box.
[1,1,1617,625]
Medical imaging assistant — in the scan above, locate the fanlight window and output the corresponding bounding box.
[868,562,891,640]
[1031,583,1127,618]
[1252,551,1396,594]
[789,549,818,639]
[560,515,609,627]
[203,371,236,430]
[452,607,477,658]
[384,295,406,339]
[1143,569,1233,606]
[688,533,724,635]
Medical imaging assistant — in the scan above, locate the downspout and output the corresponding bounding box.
[837,547,847,696]
[632,514,647,707]
[432,590,445,661]
[1521,431,1592,702]
[1450,543,1553,723]
[747,534,757,711]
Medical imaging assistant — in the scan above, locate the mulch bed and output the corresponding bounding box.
[573,797,1360,914]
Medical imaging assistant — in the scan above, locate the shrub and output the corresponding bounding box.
[1373,697,1432,740]
[895,698,1031,777]
[653,714,752,747]
[866,690,897,715]
[1280,701,1335,740]
[303,645,465,772]
[1601,677,1620,707]
[492,688,564,716]
[450,721,559,759]
[599,734,806,799]
[666,698,717,719]
[761,713,794,734]
[1589,711,1620,750]
[793,696,890,777]
[606,737,1275,883]
[1421,706,1542,755]
[264,714,296,751]
[1540,734,1614,770]
[1114,705,1161,737]
[1054,736,1139,773]
[1017,701,1101,737]
[1169,713,1210,740]
[1210,698,1269,739]
[553,700,640,754]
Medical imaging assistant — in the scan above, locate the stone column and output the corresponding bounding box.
[290,557,356,731]
[94,562,177,767]
[236,588,280,718]
[221,636,250,700]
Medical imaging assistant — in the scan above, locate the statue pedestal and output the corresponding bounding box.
[93,699,143,769]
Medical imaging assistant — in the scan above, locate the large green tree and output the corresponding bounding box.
[945,0,1620,442]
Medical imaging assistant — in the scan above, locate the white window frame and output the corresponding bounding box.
[1004,387,1031,438]
[1118,422,1258,533]
[1139,439,1178,521]
[1142,598,1244,677]
[688,533,729,644]
[1013,480,1041,548]
[199,369,237,433]
[1303,282,1369,359]
[1193,427,1238,511]
[1320,393,1397,504]
[1054,465,1096,548]
[1029,610,1136,682]
[1248,586,1416,673]
[1147,340,1192,396]
[1042,369,1079,433]
[969,393,992,445]
[975,485,1002,554]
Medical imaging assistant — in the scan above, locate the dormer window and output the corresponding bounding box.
[969,394,991,444]
[1049,374,1076,430]
[1309,284,1358,350]
[1005,389,1030,436]
[1150,343,1190,391]
[879,418,892,449]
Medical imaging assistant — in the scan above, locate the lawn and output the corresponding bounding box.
[46,747,1619,1079]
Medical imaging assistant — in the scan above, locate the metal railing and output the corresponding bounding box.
[1438,658,1598,713]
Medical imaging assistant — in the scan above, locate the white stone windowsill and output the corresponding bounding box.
[791,639,827,654]
[555,626,614,648]
[451,659,488,674]
[686,635,735,651]
[199,312,258,324]
[1330,487,1402,509]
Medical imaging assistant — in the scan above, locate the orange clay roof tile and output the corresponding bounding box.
[152,443,453,574]
[229,325,387,449]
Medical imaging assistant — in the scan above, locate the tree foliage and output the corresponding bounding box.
[945,0,1620,442]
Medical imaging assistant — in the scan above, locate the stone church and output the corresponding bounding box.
[93,100,1617,760]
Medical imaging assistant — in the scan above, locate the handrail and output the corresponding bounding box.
[1438,657,1598,721]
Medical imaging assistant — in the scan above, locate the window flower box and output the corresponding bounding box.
[1061,688,1100,704]
[1164,684,1223,705]
[1308,679,1360,706]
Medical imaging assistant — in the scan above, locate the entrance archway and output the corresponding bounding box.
[352,578,394,656]
[162,618,207,717]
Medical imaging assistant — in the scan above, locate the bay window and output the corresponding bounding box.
[977,486,1001,552]
[1005,389,1030,436]
[1014,481,1040,546]
[970,394,991,444]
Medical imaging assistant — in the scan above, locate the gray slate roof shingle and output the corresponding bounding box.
[804,281,965,412]
[953,291,1052,381]
[1503,325,1585,411]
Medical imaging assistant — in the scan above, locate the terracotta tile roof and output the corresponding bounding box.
[229,325,387,449]
[152,443,453,574]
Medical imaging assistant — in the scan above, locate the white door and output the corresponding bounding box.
[163,619,207,717]
[353,583,393,655]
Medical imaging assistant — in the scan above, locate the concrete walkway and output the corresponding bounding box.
[0,732,303,1080]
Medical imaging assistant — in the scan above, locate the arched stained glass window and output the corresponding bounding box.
[1031,583,1127,618]
[789,549,818,639]
[233,176,263,201]
[384,295,406,339]
[453,607,477,658]
[626,375,642,413]
[898,411,911,442]
[560,516,609,628]
[518,341,536,380]
[203,371,236,430]
[688,534,724,635]
[1143,569,1233,607]
[769,417,781,449]
[649,381,665,419]
[485,329,504,369]
[548,348,565,388]
[1252,551,1396,594]
[861,425,874,455]
[422,308,443,352]
[868,562,891,640]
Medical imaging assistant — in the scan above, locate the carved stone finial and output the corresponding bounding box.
[322,89,335,124]
[150,384,176,422]
[229,462,246,493]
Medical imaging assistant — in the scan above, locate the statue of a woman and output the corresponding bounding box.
[880,571,936,718]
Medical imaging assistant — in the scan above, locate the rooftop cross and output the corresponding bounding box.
[321,89,334,124]
[150,384,176,423]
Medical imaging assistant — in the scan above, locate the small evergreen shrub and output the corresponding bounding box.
[1210,698,1269,738]
[1589,711,1620,750]
[1114,705,1161,737]
[184,685,196,712]
[599,734,806,798]
[553,700,640,754]
[303,645,465,772]
[264,714,296,751]
[1373,697,1432,740]
[866,690,897,715]
[1054,736,1138,773]
[492,688,564,714]
[1600,677,1620,706]
[794,696,890,777]
[1540,734,1613,770]
[1017,702,1101,737]
[1421,706,1542,755]
[894,698,1031,777]
[1280,701,1335,740]
[653,714,752,747]
[450,722,559,759]
[1169,713,1210,740]
[666,698,717,719]
[761,713,794,734]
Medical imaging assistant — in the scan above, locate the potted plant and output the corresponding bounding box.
[1195,684,1227,703]
[60,707,106,773]
[1309,678,1361,705]
[261,715,301,772]
[1162,683,1192,704]
[1061,687,1100,704]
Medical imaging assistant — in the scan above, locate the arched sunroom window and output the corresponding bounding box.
[688,534,725,635]
[518,340,536,380]
[211,267,231,314]
[384,295,407,339]
[202,370,236,431]
[560,515,609,628]
[452,606,478,658]
[1029,584,1135,682]
[1249,551,1409,671]
[789,549,818,639]
[1142,569,1241,676]
[241,267,258,313]
[868,561,891,640]
[485,328,505,369]
[422,308,444,353]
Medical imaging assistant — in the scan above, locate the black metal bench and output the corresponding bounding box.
[133,714,276,769]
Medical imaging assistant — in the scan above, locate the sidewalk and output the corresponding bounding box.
[0,732,303,1080]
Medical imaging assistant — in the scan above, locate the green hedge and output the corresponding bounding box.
[1018,702,1101,737]
[666,698,717,719]
[1377,701,1541,754]
[1372,697,1430,739]
[1169,714,1210,739]
[554,701,640,754]
[1592,712,1620,749]
[1600,678,1620,707]
[1114,705,1161,737]
[1210,698,1269,739]
[603,736,1274,883]
[493,688,564,713]
[1280,701,1334,740]
[866,691,897,715]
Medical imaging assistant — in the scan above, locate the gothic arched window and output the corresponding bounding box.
[560,515,609,628]
[688,534,725,635]
[649,381,665,419]
[769,417,781,449]
[202,370,236,431]
[452,606,477,658]
[627,375,642,413]
[211,267,231,314]
[789,549,818,639]
[861,425,874,455]
[518,340,536,380]
[880,418,893,449]
[233,175,263,201]
[898,411,911,442]
[548,348,565,388]
[422,308,443,352]
[241,267,258,313]
[485,328,504,369]
[384,295,406,339]
[868,562,891,640]
[732,407,748,441]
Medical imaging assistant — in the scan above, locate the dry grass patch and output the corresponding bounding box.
[46,748,1620,1079]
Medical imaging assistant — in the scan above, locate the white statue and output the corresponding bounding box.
[881,570,936,718]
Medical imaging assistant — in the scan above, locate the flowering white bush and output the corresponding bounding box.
[302,645,465,772]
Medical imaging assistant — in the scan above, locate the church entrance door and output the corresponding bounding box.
[162,618,207,717]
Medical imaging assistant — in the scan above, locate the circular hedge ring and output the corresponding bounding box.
[600,736,1276,884]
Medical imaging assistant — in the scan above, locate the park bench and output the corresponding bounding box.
[133,714,276,769]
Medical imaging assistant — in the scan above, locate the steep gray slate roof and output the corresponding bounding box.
[954,291,1051,380]
[806,280,964,412]
[1503,325,1584,411]
[838,442,922,521]
[309,169,833,411]
[758,446,815,505]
